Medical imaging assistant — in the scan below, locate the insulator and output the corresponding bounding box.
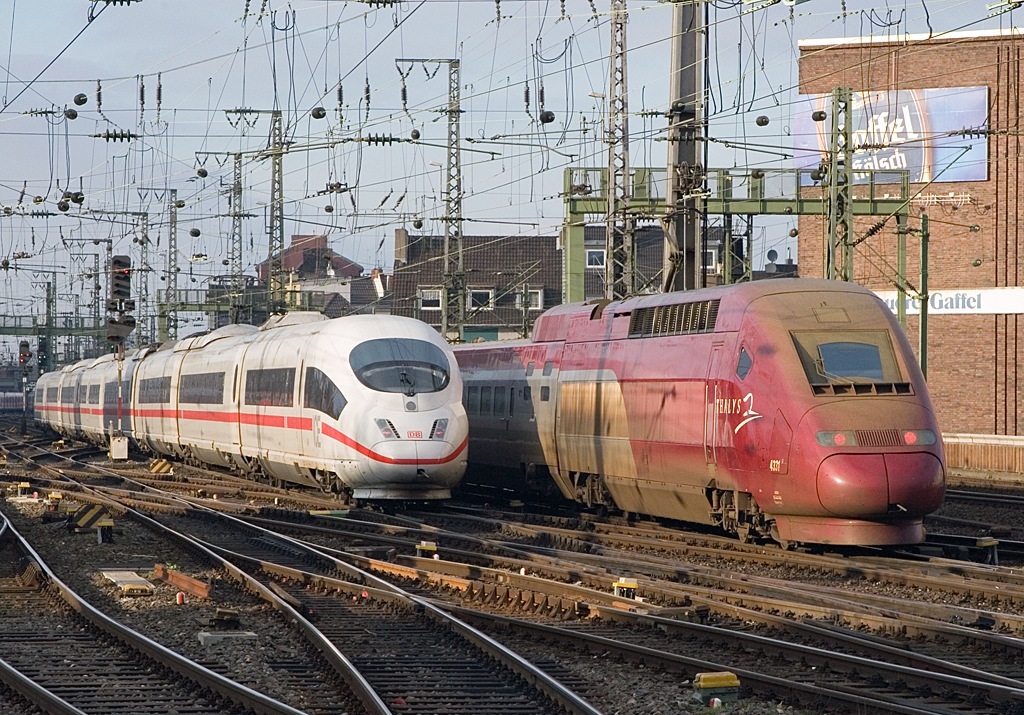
[538,83,545,107]
[71,191,85,204]
[364,79,371,108]
[756,115,769,127]
[64,108,78,120]
[73,93,88,106]
[539,110,555,124]
[413,218,423,229]
[788,228,798,238]
[189,228,200,237]
[337,82,343,107]
[324,205,334,213]
[57,201,70,212]
[495,0,501,22]
[401,84,407,111]
[139,76,145,111]
[96,81,102,110]
[811,110,827,122]
[311,106,327,120]
[33,196,43,204]
[197,167,208,178]
[523,83,530,108]
[175,199,185,208]
[411,129,420,140]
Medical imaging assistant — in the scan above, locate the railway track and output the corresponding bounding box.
[0,512,309,715]
[7,435,1024,713]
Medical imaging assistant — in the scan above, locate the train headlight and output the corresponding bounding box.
[816,430,859,447]
[375,418,400,439]
[902,429,936,446]
[430,418,448,440]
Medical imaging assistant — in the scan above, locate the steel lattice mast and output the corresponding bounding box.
[605,0,634,300]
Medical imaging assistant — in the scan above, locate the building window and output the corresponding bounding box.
[586,249,606,268]
[515,290,544,311]
[418,288,442,311]
[467,288,494,310]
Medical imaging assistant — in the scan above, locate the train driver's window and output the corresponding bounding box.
[304,367,347,420]
[736,347,752,380]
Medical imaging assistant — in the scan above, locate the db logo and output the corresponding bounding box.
[407,430,423,439]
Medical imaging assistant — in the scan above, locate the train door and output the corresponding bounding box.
[704,343,724,465]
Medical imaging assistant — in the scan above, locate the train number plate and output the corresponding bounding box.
[407,430,423,439]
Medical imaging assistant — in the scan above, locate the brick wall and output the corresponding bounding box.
[798,32,1024,434]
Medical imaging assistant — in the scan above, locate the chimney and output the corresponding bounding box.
[394,228,408,264]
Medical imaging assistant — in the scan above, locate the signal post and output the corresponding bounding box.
[105,255,136,460]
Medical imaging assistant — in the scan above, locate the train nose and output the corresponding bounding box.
[362,438,465,484]
[817,452,945,517]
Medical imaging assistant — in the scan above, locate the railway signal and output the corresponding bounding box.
[18,341,31,369]
[105,316,135,348]
[37,337,49,372]
[110,255,132,305]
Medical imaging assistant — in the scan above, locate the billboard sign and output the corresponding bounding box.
[874,287,1024,315]
[794,87,989,184]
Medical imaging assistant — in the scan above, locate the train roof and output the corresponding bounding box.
[532,278,879,343]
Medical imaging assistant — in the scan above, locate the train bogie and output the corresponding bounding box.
[455,279,945,547]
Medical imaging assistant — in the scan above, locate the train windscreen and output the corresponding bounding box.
[349,338,451,395]
[791,331,903,385]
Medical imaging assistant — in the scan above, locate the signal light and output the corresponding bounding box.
[105,317,135,347]
[18,340,30,366]
[903,430,936,446]
[430,419,448,440]
[110,254,131,303]
[37,337,49,372]
[816,431,858,447]
[375,418,399,439]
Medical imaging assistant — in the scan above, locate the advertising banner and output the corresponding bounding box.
[874,287,1024,315]
[794,87,989,184]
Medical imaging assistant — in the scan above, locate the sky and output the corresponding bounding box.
[0,0,1020,342]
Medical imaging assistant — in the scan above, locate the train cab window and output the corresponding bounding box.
[543,361,553,376]
[244,368,295,407]
[466,385,480,414]
[480,386,493,414]
[303,367,347,420]
[791,331,903,387]
[540,386,551,402]
[350,338,450,395]
[736,348,753,380]
[493,387,507,416]
[180,372,226,404]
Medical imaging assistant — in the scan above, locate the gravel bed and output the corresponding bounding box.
[1,498,358,715]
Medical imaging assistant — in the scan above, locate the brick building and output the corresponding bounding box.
[798,29,1024,435]
[390,226,668,340]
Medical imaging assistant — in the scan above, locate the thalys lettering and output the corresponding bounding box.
[35,313,468,502]
[453,278,945,547]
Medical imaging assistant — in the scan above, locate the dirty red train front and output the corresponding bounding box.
[453,278,945,546]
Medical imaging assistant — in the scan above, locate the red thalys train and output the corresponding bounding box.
[452,278,945,546]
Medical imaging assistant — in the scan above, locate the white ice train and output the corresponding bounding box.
[34,313,469,500]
